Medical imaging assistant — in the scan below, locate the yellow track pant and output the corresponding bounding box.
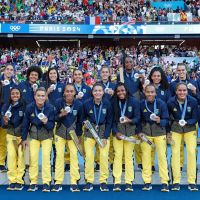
[95,133,114,165]
[29,138,52,185]
[6,134,25,184]
[141,135,169,184]
[84,137,110,183]
[54,135,80,184]
[135,143,155,166]
[113,136,135,184]
[0,128,7,166]
[171,131,197,184]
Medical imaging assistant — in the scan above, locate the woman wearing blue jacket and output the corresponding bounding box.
[52,83,83,192]
[1,86,25,191]
[73,69,92,103]
[83,83,113,192]
[95,66,116,171]
[43,67,65,172]
[139,84,169,192]
[112,82,140,192]
[21,87,55,192]
[0,64,16,172]
[167,82,198,192]
[19,66,43,106]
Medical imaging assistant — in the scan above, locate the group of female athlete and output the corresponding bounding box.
[0,56,199,193]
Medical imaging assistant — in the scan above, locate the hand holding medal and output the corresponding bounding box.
[2,79,10,86]
[48,84,56,94]
[145,99,158,122]
[187,83,196,94]
[38,113,48,124]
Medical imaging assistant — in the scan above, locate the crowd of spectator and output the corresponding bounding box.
[0,45,199,85]
[0,0,200,23]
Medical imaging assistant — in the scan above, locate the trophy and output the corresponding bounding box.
[69,130,84,157]
[84,120,105,148]
[140,134,155,147]
[118,134,140,144]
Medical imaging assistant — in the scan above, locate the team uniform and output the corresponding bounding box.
[44,81,65,170]
[83,97,112,191]
[170,78,199,169]
[44,82,65,106]
[74,82,92,103]
[100,81,116,100]
[53,98,83,192]
[167,95,198,191]
[95,81,116,168]
[19,80,42,106]
[117,70,141,99]
[139,98,170,190]
[170,78,200,100]
[1,100,25,190]
[117,70,142,168]
[22,102,55,191]
[139,85,171,168]
[112,97,140,191]
[0,75,16,170]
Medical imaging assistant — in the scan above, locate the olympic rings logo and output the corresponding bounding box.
[10,26,21,32]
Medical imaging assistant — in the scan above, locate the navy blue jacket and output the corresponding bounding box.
[83,97,113,139]
[0,75,16,107]
[169,78,200,101]
[74,82,92,103]
[138,98,169,131]
[167,95,198,126]
[1,101,25,129]
[117,70,141,96]
[45,81,65,106]
[22,102,55,140]
[19,80,42,106]
[112,97,140,134]
[100,80,116,100]
[55,98,83,136]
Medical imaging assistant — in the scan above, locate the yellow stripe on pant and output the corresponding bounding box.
[141,135,169,184]
[171,131,197,184]
[113,136,135,184]
[6,134,25,184]
[54,135,80,185]
[0,127,7,166]
[84,137,110,183]
[29,138,52,185]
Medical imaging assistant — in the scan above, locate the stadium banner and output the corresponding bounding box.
[151,1,184,10]
[2,23,29,33]
[1,23,200,35]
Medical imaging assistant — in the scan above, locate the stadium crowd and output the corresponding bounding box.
[0,0,200,23]
[0,45,199,85]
